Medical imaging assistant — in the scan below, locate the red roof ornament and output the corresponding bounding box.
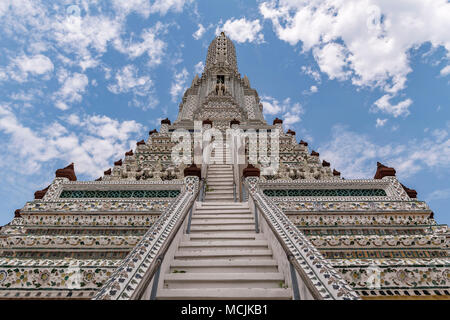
[95,177,102,181]
[55,163,77,181]
[243,164,260,178]
[125,150,133,156]
[114,159,122,166]
[273,118,283,125]
[311,150,319,156]
[401,184,417,198]
[333,169,341,176]
[230,119,240,127]
[202,119,213,126]
[149,129,158,135]
[136,140,145,146]
[14,209,21,218]
[299,140,308,146]
[161,118,171,125]
[286,129,296,135]
[322,160,330,167]
[374,162,396,179]
[34,186,49,199]
[104,168,111,175]
[184,164,201,179]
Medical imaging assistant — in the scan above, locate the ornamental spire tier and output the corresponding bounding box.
[0,33,448,300]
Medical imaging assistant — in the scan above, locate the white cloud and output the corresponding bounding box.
[53,72,89,110]
[150,0,192,15]
[7,54,54,82]
[301,66,321,82]
[170,68,189,102]
[260,0,450,113]
[310,85,318,93]
[107,65,157,110]
[0,105,144,177]
[318,124,450,179]
[194,61,204,74]
[441,65,450,76]
[375,118,388,128]
[217,18,264,43]
[261,96,304,128]
[108,65,152,95]
[313,43,351,81]
[193,24,206,40]
[112,0,151,18]
[114,25,167,66]
[373,94,413,117]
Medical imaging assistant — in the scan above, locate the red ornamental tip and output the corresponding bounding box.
[95,177,102,181]
[149,129,158,135]
[136,140,145,146]
[184,163,201,179]
[299,140,308,146]
[401,184,417,198]
[114,159,122,166]
[311,150,319,156]
[161,118,171,125]
[230,119,240,127]
[322,160,330,167]
[333,169,341,176]
[125,149,133,156]
[34,186,49,199]
[374,161,396,179]
[286,129,296,135]
[55,163,77,181]
[243,164,260,178]
[14,209,21,218]
[202,119,212,126]
[273,118,283,125]
[104,168,112,175]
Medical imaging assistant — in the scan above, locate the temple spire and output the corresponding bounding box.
[205,32,238,75]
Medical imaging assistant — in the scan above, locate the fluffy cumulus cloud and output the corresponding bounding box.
[194,61,204,74]
[193,24,206,40]
[261,96,304,127]
[0,105,144,177]
[372,94,413,117]
[170,68,189,102]
[108,65,157,110]
[318,124,450,179]
[53,72,89,110]
[217,18,264,43]
[375,118,388,128]
[260,0,450,115]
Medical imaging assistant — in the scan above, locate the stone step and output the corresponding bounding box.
[178,240,268,248]
[205,181,235,186]
[187,233,260,241]
[194,210,251,215]
[174,249,272,260]
[203,197,235,201]
[205,190,234,195]
[157,288,292,300]
[162,272,285,289]
[192,214,252,219]
[169,259,279,273]
[190,219,255,225]
[189,224,255,232]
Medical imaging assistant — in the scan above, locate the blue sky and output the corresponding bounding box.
[0,0,449,226]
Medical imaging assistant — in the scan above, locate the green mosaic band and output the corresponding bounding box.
[60,190,181,199]
[263,189,387,197]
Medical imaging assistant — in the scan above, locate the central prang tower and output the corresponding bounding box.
[173,32,267,131]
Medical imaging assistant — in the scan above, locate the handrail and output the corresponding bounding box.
[244,177,360,300]
[93,176,200,300]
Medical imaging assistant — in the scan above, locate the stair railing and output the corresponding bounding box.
[93,176,201,300]
[243,177,360,300]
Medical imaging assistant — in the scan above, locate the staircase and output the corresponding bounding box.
[156,145,292,299]
[204,144,235,202]
[156,201,292,299]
